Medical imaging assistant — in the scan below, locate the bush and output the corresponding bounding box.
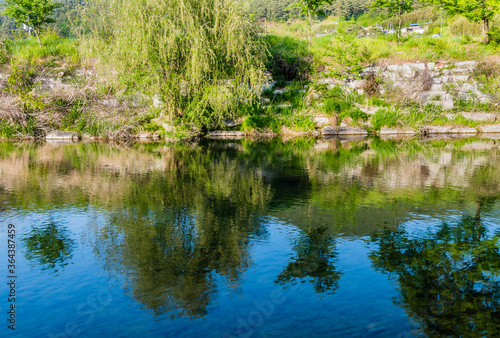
[449,16,482,37]
[80,0,267,129]
[264,34,313,81]
[473,61,500,104]
[487,27,500,45]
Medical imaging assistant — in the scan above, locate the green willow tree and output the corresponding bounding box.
[425,0,500,43]
[371,0,413,41]
[1,0,59,47]
[289,0,334,47]
[80,0,267,129]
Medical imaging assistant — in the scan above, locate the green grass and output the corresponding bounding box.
[0,33,80,66]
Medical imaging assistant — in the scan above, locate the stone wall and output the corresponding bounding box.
[319,61,489,110]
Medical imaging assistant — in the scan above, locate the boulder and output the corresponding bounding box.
[338,127,368,135]
[314,115,331,128]
[478,125,500,133]
[460,113,497,122]
[223,119,242,128]
[422,126,477,135]
[322,126,338,135]
[98,99,120,108]
[45,131,80,141]
[428,99,454,110]
[206,131,246,139]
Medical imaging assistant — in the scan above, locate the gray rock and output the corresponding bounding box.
[206,131,246,139]
[322,126,338,135]
[152,95,163,108]
[223,119,242,128]
[136,133,160,139]
[450,75,471,82]
[422,126,477,135]
[429,84,444,91]
[478,125,500,133]
[273,89,288,95]
[422,91,447,101]
[338,127,368,135]
[460,113,497,122]
[428,99,454,110]
[261,81,277,92]
[46,131,80,141]
[98,99,120,108]
[408,63,426,70]
[314,115,331,128]
[455,61,478,68]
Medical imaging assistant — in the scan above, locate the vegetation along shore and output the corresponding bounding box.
[1,0,500,141]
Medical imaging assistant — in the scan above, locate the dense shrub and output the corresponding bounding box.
[487,27,500,45]
[264,34,313,81]
[449,16,483,37]
[80,0,267,128]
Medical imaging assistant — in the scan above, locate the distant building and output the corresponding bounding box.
[22,23,33,35]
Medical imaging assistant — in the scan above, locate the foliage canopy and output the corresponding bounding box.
[1,0,59,46]
[425,0,500,43]
[80,0,267,129]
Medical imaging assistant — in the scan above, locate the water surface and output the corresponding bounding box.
[2,137,500,337]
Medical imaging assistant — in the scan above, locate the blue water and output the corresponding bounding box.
[1,138,500,337]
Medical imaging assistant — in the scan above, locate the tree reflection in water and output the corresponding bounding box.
[276,227,342,294]
[370,198,500,336]
[23,220,76,273]
[90,152,272,319]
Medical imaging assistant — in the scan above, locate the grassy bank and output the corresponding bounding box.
[1,10,500,140]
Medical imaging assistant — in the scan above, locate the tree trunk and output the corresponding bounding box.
[34,29,42,47]
[308,8,312,48]
[483,18,490,44]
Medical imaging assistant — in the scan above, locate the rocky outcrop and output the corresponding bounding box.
[421,126,477,135]
[322,126,368,135]
[324,61,490,110]
[206,131,246,139]
[45,131,81,141]
[478,125,500,133]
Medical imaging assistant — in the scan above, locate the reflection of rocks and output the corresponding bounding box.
[379,127,417,136]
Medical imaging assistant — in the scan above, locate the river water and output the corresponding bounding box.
[2,137,500,337]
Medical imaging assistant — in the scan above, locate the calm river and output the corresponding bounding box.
[2,137,500,337]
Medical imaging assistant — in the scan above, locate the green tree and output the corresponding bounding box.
[80,0,267,129]
[426,0,500,43]
[371,0,414,41]
[1,0,60,46]
[289,0,334,47]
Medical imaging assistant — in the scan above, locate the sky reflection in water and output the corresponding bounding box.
[1,137,500,337]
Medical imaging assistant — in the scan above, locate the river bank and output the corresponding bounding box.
[1,39,499,141]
